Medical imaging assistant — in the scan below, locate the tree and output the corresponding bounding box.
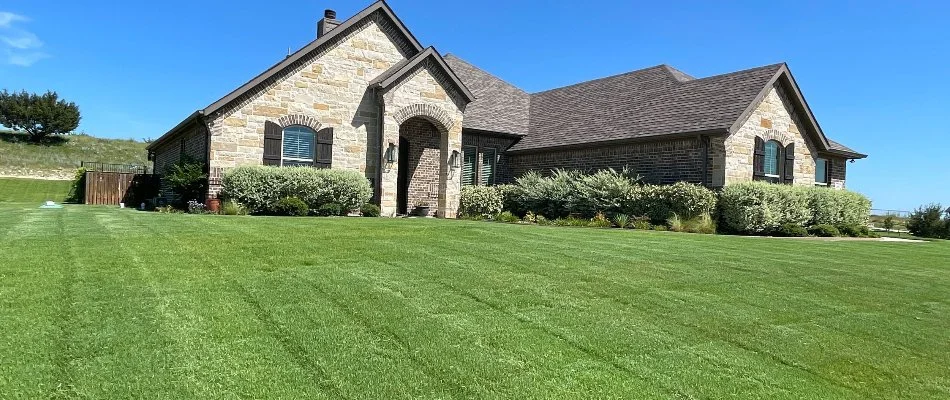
[906,203,946,239]
[0,90,81,142]
[882,214,896,232]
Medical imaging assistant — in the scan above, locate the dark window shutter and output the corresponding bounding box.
[753,136,765,179]
[826,158,833,184]
[315,128,333,169]
[783,142,795,184]
[263,121,282,165]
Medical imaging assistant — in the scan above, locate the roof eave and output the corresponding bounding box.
[821,149,868,159]
[147,111,202,151]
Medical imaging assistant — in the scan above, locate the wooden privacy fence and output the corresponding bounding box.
[83,171,160,205]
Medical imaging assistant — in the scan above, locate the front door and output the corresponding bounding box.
[396,136,410,215]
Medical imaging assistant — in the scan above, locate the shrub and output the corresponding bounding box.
[572,168,640,217]
[273,197,309,216]
[164,157,208,206]
[718,181,811,234]
[186,200,209,214]
[535,215,550,225]
[631,219,652,230]
[667,214,684,232]
[809,186,871,226]
[684,213,716,234]
[881,214,896,231]
[624,182,717,223]
[772,223,809,237]
[220,199,248,215]
[522,211,537,223]
[360,203,380,217]
[808,224,840,237]
[589,212,612,228]
[906,204,948,239]
[651,225,668,232]
[316,202,343,217]
[459,185,503,217]
[495,211,520,223]
[66,167,86,203]
[221,166,371,214]
[612,213,630,229]
[837,223,872,238]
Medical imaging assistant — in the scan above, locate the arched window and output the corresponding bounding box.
[763,140,782,177]
[282,125,315,167]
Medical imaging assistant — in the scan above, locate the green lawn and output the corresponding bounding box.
[1,205,948,399]
[0,177,73,203]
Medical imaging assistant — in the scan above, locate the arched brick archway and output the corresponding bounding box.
[391,103,454,134]
[276,114,323,131]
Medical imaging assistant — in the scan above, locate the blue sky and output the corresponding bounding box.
[1,0,948,210]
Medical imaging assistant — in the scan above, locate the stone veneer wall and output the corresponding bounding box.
[399,118,441,215]
[718,83,842,187]
[204,13,415,195]
[461,132,519,184]
[380,61,465,218]
[508,137,707,185]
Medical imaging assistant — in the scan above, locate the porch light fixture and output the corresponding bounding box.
[449,149,461,169]
[386,142,398,164]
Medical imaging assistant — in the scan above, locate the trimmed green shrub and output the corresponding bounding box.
[459,185,503,217]
[624,182,717,223]
[316,202,343,217]
[572,168,640,217]
[809,186,872,226]
[274,197,308,216]
[772,223,809,237]
[837,223,872,238]
[220,199,248,216]
[360,203,380,217]
[221,166,371,215]
[496,211,520,223]
[718,181,811,234]
[808,224,840,237]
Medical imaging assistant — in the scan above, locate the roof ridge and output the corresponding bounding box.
[683,62,786,83]
[444,54,529,95]
[531,64,673,96]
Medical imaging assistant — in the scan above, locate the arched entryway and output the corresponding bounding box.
[396,117,443,216]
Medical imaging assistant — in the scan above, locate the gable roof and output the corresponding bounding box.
[369,47,475,103]
[444,55,531,136]
[149,0,422,151]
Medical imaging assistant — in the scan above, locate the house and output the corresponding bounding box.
[147,1,866,218]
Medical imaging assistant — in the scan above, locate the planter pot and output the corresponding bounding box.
[206,198,221,213]
[415,206,431,217]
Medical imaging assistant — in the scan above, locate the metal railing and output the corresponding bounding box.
[81,161,152,174]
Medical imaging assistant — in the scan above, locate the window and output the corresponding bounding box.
[282,126,315,166]
[815,158,828,185]
[764,140,781,177]
[480,148,497,185]
[461,146,477,186]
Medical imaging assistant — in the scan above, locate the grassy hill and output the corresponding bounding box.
[0,130,150,179]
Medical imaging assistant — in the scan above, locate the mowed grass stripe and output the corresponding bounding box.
[1,206,948,399]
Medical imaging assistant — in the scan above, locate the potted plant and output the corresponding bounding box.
[414,200,432,217]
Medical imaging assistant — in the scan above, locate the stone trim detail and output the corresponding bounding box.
[759,129,792,145]
[392,103,454,133]
[276,114,323,131]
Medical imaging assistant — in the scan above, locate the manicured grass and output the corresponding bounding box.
[1,205,948,399]
[0,177,73,203]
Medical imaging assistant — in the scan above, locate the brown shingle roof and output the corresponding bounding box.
[444,54,530,136]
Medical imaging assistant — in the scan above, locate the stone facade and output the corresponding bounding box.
[716,83,846,187]
[205,14,413,193]
[380,64,465,218]
[508,137,707,185]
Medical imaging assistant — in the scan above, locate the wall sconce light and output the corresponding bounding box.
[386,142,398,164]
[449,149,461,169]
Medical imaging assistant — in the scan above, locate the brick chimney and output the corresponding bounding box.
[317,9,339,38]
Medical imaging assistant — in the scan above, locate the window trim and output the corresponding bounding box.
[281,125,316,166]
[763,140,782,178]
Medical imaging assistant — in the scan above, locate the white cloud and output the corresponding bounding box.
[0,12,27,28]
[0,11,46,66]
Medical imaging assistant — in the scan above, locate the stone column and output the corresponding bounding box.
[438,123,463,218]
[379,114,400,217]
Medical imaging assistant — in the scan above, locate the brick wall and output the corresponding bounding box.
[399,117,441,216]
[461,131,519,184]
[508,137,707,185]
[152,122,208,203]
[830,157,847,189]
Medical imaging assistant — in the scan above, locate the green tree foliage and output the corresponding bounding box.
[0,90,81,142]
[163,157,207,206]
